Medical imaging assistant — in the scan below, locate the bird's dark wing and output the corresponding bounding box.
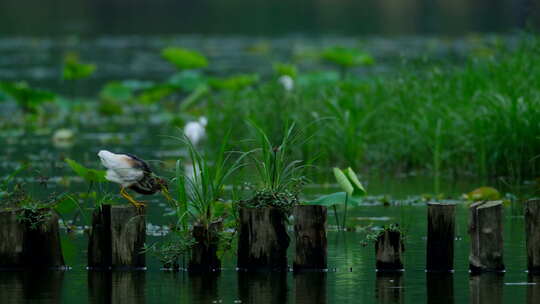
[124,153,153,173]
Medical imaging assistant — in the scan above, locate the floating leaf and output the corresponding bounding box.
[65,158,106,183]
[333,167,353,195]
[273,62,297,78]
[100,81,133,102]
[54,196,79,215]
[161,47,208,70]
[0,81,56,112]
[137,84,179,104]
[208,74,259,91]
[168,70,207,92]
[305,192,362,206]
[322,47,374,68]
[62,53,96,80]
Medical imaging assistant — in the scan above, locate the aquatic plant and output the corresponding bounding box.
[161,47,208,70]
[0,81,56,113]
[322,46,374,78]
[240,122,308,213]
[62,53,96,81]
[307,167,366,230]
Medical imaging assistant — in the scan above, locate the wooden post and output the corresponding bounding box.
[293,205,327,271]
[375,272,404,304]
[469,201,504,273]
[0,208,65,269]
[469,273,504,304]
[88,205,146,270]
[188,221,222,272]
[375,228,404,271]
[525,199,540,273]
[237,207,290,271]
[295,272,327,304]
[238,272,288,304]
[427,202,455,272]
[426,273,454,304]
[88,271,145,304]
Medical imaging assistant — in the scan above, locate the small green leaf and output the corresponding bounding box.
[333,167,353,195]
[305,192,362,206]
[161,47,208,70]
[65,158,106,183]
[54,196,79,215]
[346,167,366,196]
[62,53,96,80]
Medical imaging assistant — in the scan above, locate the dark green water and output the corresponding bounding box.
[0,0,536,36]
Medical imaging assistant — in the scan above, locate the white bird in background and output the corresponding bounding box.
[183,116,207,146]
[278,75,294,91]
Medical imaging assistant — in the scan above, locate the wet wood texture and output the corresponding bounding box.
[237,207,290,271]
[426,202,455,272]
[468,201,504,273]
[0,208,64,269]
[88,205,146,269]
[525,199,540,273]
[293,205,327,271]
[375,229,404,271]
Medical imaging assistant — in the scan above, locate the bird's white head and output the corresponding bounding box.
[199,116,208,126]
[98,150,120,169]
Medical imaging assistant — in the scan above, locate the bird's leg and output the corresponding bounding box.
[120,187,146,212]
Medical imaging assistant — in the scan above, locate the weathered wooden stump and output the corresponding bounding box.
[426,273,454,304]
[88,205,146,270]
[469,273,504,304]
[88,271,146,304]
[238,272,288,304]
[0,208,65,269]
[426,202,455,272]
[375,227,405,271]
[525,199,540,273]
[469,201,504,273]
[294,272,327,304]
[188,221,222,272]
[237,207,290,271]
[375,272,404,304]
[293,205,327,271]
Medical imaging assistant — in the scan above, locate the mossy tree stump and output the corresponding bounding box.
[293,205,327,271]
[427,202,455,272]
[525,199,540,273]
[469,201,504,273]
[188,221,222,272]
[237,207,290,271]
[0,208,65,269]
[375,228,404,271]
[88,205,146,270]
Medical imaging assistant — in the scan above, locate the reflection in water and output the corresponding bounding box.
[294,272,327,304]
[0,271,64,303]
[426,273,454,304]
[238,272,288,304]
[375,272,404,304]
[469,273,504,304]
[88,271,146,304]
[528,274,540,304]
[189,272,219,303]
